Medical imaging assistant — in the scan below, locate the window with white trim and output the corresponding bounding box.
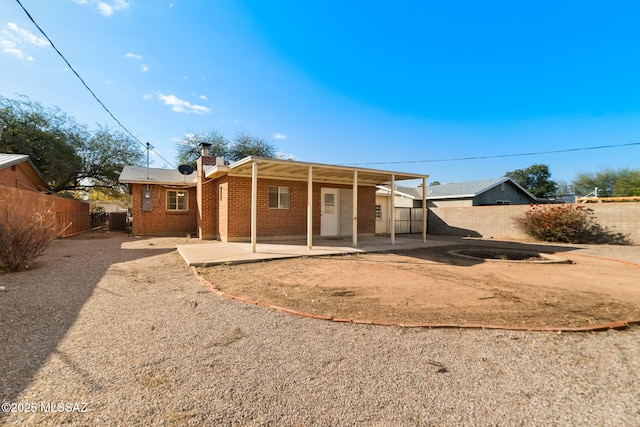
[166,190,188,211]
[268,186,290,209]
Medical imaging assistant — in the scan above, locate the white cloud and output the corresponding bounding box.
[1,23,48,61]
[158,93,210,115]
[6,23,49,47]
[141,64,149,73]
[125,52,143,60]
[74,0,129,17]
[272,133,288,140]
[142,93,153,100]
[199,95,208,101]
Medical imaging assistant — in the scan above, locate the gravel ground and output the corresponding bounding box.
[1,236,639,426]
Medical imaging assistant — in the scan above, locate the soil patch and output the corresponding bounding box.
[197,244,640,328]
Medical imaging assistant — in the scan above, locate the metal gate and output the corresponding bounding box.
[394,207,424,234]
[108,212,128,231]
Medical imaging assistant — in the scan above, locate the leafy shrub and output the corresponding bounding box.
[515,204,629,244]
[0,198,57,272]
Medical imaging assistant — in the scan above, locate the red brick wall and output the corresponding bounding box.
[217,178,229,241]
[131,184,197,236]
[220,176,376,240]
[356,185,376,234]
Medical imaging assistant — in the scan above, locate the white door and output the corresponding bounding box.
[321,188,339,236]
[375,197,388,234]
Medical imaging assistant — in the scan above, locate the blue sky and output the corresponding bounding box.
[1,0,639,189]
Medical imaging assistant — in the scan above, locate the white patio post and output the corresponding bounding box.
[390,174,396,245]
[251,161,258,253]
[422,176,427,242]
[307,166,313,250]
[352,169,358,247]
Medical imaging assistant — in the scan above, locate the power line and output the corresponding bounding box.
[14,0,175,168]
[346,142,640,167]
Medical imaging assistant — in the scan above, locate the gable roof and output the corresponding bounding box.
[0,153,48,190]
[119,165,201,186]
[422,177,536,200]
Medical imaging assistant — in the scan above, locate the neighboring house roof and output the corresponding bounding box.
[119,165,201,186]
[422,177,536,200]
[0,153,48,191]
[376,185,419,199]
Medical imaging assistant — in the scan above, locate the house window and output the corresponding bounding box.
[269,186,290,209]
[496,200,511,205]
[167,190,188,211]
[375,204,382,219]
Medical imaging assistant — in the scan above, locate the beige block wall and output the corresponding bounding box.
[428,203,639,244]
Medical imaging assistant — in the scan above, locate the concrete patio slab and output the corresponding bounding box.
[177,236,454,267]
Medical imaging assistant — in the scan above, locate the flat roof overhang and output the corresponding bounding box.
[206,156,428,185]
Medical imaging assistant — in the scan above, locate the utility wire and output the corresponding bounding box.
[15,0,175,168]
[346,142,640,167]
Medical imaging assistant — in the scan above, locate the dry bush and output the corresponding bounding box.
[515,204,629,245]
[0,197,57,272]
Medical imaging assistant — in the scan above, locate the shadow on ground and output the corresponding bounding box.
[0,236,175,408]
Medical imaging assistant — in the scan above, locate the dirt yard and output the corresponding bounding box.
[197,244,640,328]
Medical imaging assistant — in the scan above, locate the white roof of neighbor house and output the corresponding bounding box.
[0,153,30,169]
[118,165,202,186]
[375,185,419,199]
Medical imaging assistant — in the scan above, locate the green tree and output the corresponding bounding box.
[175,130,229,168]
[0,96,84,191]
[79,125,144,190]
[0,96,143,193]
[573,168,640,197]
[505,164,558,198]
[229,132,277,160]
[174,130,278,167]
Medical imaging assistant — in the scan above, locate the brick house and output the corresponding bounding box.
[119,154,428,248]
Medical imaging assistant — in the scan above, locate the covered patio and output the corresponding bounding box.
[204,156,429,252]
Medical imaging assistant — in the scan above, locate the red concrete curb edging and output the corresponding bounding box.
[190,267,640,333]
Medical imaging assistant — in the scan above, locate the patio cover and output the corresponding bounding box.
[206,156,429,252]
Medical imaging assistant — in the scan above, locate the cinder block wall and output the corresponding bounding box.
[428,203,640,244]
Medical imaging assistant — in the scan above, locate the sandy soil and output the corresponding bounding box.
[198,244,640,328]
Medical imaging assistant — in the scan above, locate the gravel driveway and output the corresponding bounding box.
[1,236,639,426]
